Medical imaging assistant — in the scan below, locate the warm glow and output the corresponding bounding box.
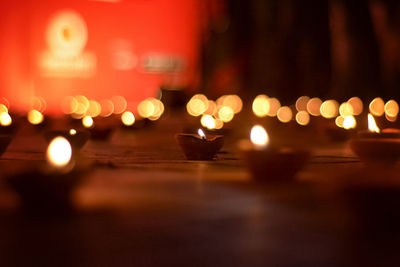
[335,116,344,128]
[320,100,339,119]
[295,111,310,126]
[31,96,47,113]
[277,106,293,123]
[138,99,155,118]
[111,95,127,114]
[343,116,356,129]
[295,96,310,111]
[61,96,78,114]
[217,106,235,123]
[198,128,206,139]
[82,116,94,128]
[0,113,12,126]
[201,115,216,130]
[221,95,243,114]
[121,111,135,126]
[339,102,354,117]
[87,100,101,117]
[215,119,224,130]
[46,137,72,168]
[368,114,380,133]
[384,100,399,118]
[69,129,77,135]
[348,97,363,115]
[252,94,270,117]
[204,100,217,116]
[307,97,322,116]
[0,104,8,114]
[100,99,114,117]
[369,97,385,116]
[148,98,164,120]
[267,98,281,117]
[187,94,208,117]
[250,125,269,149]
[27,110,44,125]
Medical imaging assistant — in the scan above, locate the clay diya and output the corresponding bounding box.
[350,114,400,164]
[176,129,224,160]
[6,137,87,214]
[44,129,90,150]
[240,125,310,182]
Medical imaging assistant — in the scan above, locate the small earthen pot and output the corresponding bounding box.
[176,133,224,160]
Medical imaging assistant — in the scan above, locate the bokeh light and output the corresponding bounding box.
[252,94,270,117]
[217,106,234,123]
[306,97,322,116]
[201,114,216,129]
[0,113,12,126]
[384,99,399,118]
[121,111,135,126]
[267,98,281,117]
[295,111,310,126]
[339,102,354,117]
[348,97,363,115]
[111,95,127,114]
[46,137,72,168]
[250,125,269,148]
[320,100,339,119]
[343,115,356,129]
[82,115,94,128]
[335,116,344,128]
[295,96,310,111]
[187,94,208,117]
[27,109,44,125]
[99,99,114,117]
[369,97,385,116]
[277,106,292,123]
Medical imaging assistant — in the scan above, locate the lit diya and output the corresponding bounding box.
[350,114,400,164]
[6,137,87,214]
[239,125,310,182]
[176,129,224,160]
[44,129,90,150]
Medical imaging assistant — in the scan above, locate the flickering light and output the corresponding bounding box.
[27,110,44,125]
[368,114,380,133]
[295,111,310,126]
[111,95,127,114]
[348,97,363,115]
[369,97,385,116]
[343,116,356,129]
[320,100,339,119]
[252,94,270,117]
[267,98,281,117]
[335,116,344,128]
[277,106,292,123]
[295,96,310,111]
[198,128,206,140]
[82,116,94,128]
[121,111,135,126]
[201,115,216,130]
[0,113,12,126]
[339,102,354,117]
[46,137,72,168]
[250,125,269,149]
[306,97,322,116]
[99,99,114,117]
[217,106,234,123]
[69,129,77,135]
[384,100,399,118]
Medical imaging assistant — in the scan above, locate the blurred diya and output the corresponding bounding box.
[6,137,87,214]
[44,129,90,150]
[176,129,224,160]
[0,134,12,156]
[350,114,400,164]
[239,125,310,182]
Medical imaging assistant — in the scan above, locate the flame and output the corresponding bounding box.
[82,116,94,128]
[368,114,380,133]
[343,116,356,129]
[250,125,269,149]
[46,137,72,168]
[0,113,12,126]
[197,128,206,139]
[121,111,135,126]
[69,129,77,135]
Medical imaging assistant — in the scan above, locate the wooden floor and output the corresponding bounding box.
[0,112,399,267]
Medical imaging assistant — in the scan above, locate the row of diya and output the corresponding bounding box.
[0,111,397,216]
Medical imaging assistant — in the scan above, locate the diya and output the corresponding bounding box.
[176,129,224,160]
[240,125,309,182]
[349,114,400,164]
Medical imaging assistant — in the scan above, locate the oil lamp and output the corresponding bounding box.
[239,125,309,182]
[44,128,90,150]
[350,114,400,163]
[176,128,224,160]
[6,137,87,214]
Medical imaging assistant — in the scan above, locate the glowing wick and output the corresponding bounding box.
[368,113,380,133]
[250,125,269,149]
[69,129,77,135]
[198,128,206,140]
[46,136,72,168]
[82,116,94,128]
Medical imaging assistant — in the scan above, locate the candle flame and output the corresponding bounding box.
[198,128,206,140]
[250,125,269,149]
[368,113,380,133]
[47,137,72,167]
